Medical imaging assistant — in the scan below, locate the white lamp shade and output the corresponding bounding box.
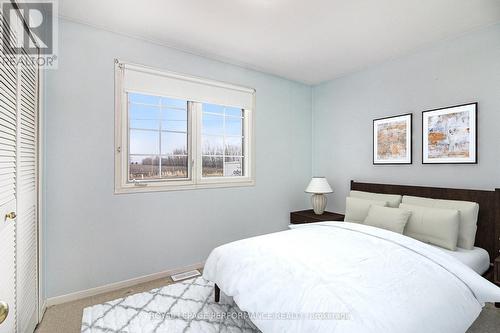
[305,177,333,194]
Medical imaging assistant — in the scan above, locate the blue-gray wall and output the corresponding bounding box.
[44,20,312,298]
[312,24,500,213]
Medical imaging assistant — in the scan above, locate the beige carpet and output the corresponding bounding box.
[36,277,500,333]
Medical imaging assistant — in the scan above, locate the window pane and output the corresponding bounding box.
[160,108,187,120]
[224,157,243,177]
[127,93,191,183]
[161,132,187,155]
[225,117,243,136]
[202,113,224,135]
[128,93,161,105]
[202,135,223,155]
[129,155,159,180]
[161,120,187,132]
[200,102,246,178]
[161,108,187,132]
[130,119,158,130]
[130,130,159,155]
[225,107,243,118]
[161,97,187,109]
[203,103,224,115]
[225,136,243,156]
[202,156,223,177]
[129,103,159,122]
[161,156,188,178]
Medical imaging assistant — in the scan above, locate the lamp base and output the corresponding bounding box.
[311,194,327,215]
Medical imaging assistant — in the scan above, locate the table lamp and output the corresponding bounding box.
[305,177,333,215]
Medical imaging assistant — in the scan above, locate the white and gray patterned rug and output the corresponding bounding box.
[81,277,260,333]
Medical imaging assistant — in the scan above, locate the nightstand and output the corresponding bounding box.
[495,256,500,284]
[290,209,344,225]
[495,256,500,308]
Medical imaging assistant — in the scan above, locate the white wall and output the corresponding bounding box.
[44,20,312,298]
[312,24,500,213]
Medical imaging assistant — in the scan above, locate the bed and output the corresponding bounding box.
[203,181,500,333]
[431,245,490,275]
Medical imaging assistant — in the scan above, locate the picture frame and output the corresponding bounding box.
[373,113,412,165]
[422,103,477,164]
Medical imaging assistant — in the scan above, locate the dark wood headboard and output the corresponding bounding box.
[351,180,500,263]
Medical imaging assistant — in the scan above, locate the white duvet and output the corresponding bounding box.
[203,222,500,333]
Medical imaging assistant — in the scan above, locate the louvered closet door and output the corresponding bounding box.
[16,47,38,333]
[0,12,18,333]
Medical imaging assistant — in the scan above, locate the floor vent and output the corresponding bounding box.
[171,269,201,282]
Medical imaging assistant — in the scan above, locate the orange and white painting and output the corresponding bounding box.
[423,103,477,164]
[373,114,412,164]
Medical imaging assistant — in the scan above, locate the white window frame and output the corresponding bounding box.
[114,60,255,194]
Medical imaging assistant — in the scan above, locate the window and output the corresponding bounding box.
[201,103,244,177]
[115,61,255,193]
[128,94,189,181]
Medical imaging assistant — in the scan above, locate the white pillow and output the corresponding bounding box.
[400,203,460,251]
[363,205,412,234]
[350,190,402,208]
[402,195,479,250]
[344,197,388,223]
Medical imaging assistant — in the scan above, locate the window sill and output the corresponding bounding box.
[114,179,255,194]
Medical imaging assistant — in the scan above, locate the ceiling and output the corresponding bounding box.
[59,0,500,84]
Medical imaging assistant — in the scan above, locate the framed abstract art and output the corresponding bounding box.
[422,103,477,164]
[373,113,412,164]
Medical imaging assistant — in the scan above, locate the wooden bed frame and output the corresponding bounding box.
[351,180,500,280]
[214,180,500,302]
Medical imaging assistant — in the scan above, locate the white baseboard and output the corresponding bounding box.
[45,262,204,307]
[38,300,47,324]
[40,301,47,315]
